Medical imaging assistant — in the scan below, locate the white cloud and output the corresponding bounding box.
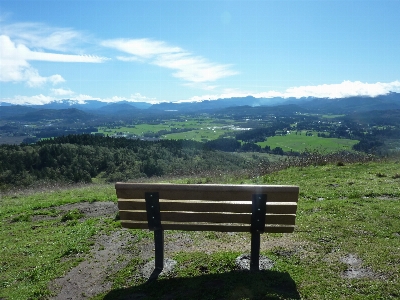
[1,91,159,105]
[261,80,400,99]
[102,38,238,83]
[101,93,158,104]
[2,94,55,105]
[0,35,66,86]
[176,80,400,103]
[68,95,98,103]
[24,69,65,87]
[0,34,107,87]
[1,22,84,52]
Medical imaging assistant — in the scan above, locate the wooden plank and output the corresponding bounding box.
[115,183,299,202]
[119,210,296,225]
[116,189,298,203]
[267,203,298,214]
[120,220,295,233]
[118,199,297,214]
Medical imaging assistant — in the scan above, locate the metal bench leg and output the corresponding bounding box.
[250,193,266,271]
[145,191,164,280]
[154,228,164,271]
[250,231,260,271]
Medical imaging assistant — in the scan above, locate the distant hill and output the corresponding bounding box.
[345,109,400,126]
[21,108,93,122]
[148,96,293,112]
[123,93,400,114]
[0,105,38,118]
[299,93,400,113]
[29,99,107,111]
[95,102,141,114]
[215,104,305,116]
[25,99,152,111]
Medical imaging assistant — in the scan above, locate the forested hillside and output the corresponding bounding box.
[0,135,251,190]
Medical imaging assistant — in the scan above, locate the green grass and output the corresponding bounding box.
[262,161,400,298]
[257,131,358,153]
[0,184,116,218]
[1,161,400,299]
[97,118,237,141]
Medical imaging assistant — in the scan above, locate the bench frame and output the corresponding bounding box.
[116,183,299,277]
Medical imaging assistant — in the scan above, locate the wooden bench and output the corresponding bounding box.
[116,183,299,277]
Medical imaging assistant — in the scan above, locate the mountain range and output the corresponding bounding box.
[1,93,400,121]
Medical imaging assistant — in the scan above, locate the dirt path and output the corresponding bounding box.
[50,230,135,300]
[46,201,134,299]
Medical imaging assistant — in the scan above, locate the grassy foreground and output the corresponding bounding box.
[0,160,399,299]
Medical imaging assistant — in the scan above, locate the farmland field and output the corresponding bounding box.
[96,118,361,152]
[163,127,233,141]
[97,118,242,141]
[257,131,358,153]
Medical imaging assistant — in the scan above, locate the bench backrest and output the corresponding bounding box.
[116,183,299,233]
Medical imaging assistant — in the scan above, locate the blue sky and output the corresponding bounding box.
[1,0,400,105]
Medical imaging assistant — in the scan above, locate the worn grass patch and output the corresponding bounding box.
[0,184,117,299]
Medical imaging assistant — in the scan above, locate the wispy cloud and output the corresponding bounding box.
[0,34,107,87]
[1,22,85,52]
[116,56,141,62]
[101,38,238,83]
[102,38,182,58]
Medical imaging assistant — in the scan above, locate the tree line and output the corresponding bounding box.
[0,134,251,190]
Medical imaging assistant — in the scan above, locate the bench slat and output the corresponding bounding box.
[119,210,296,225]
[120,220,295,233]
[118,199,297,214]
[115,183,299,202]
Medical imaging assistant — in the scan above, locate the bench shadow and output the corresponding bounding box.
[104,269,300,300]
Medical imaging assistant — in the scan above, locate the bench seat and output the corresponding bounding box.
[116,183,299,277]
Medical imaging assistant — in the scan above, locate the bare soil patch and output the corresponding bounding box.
[49,230,136,300]
[32,201,118,222]
[57,201,118,218]
[340,254,379,279]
